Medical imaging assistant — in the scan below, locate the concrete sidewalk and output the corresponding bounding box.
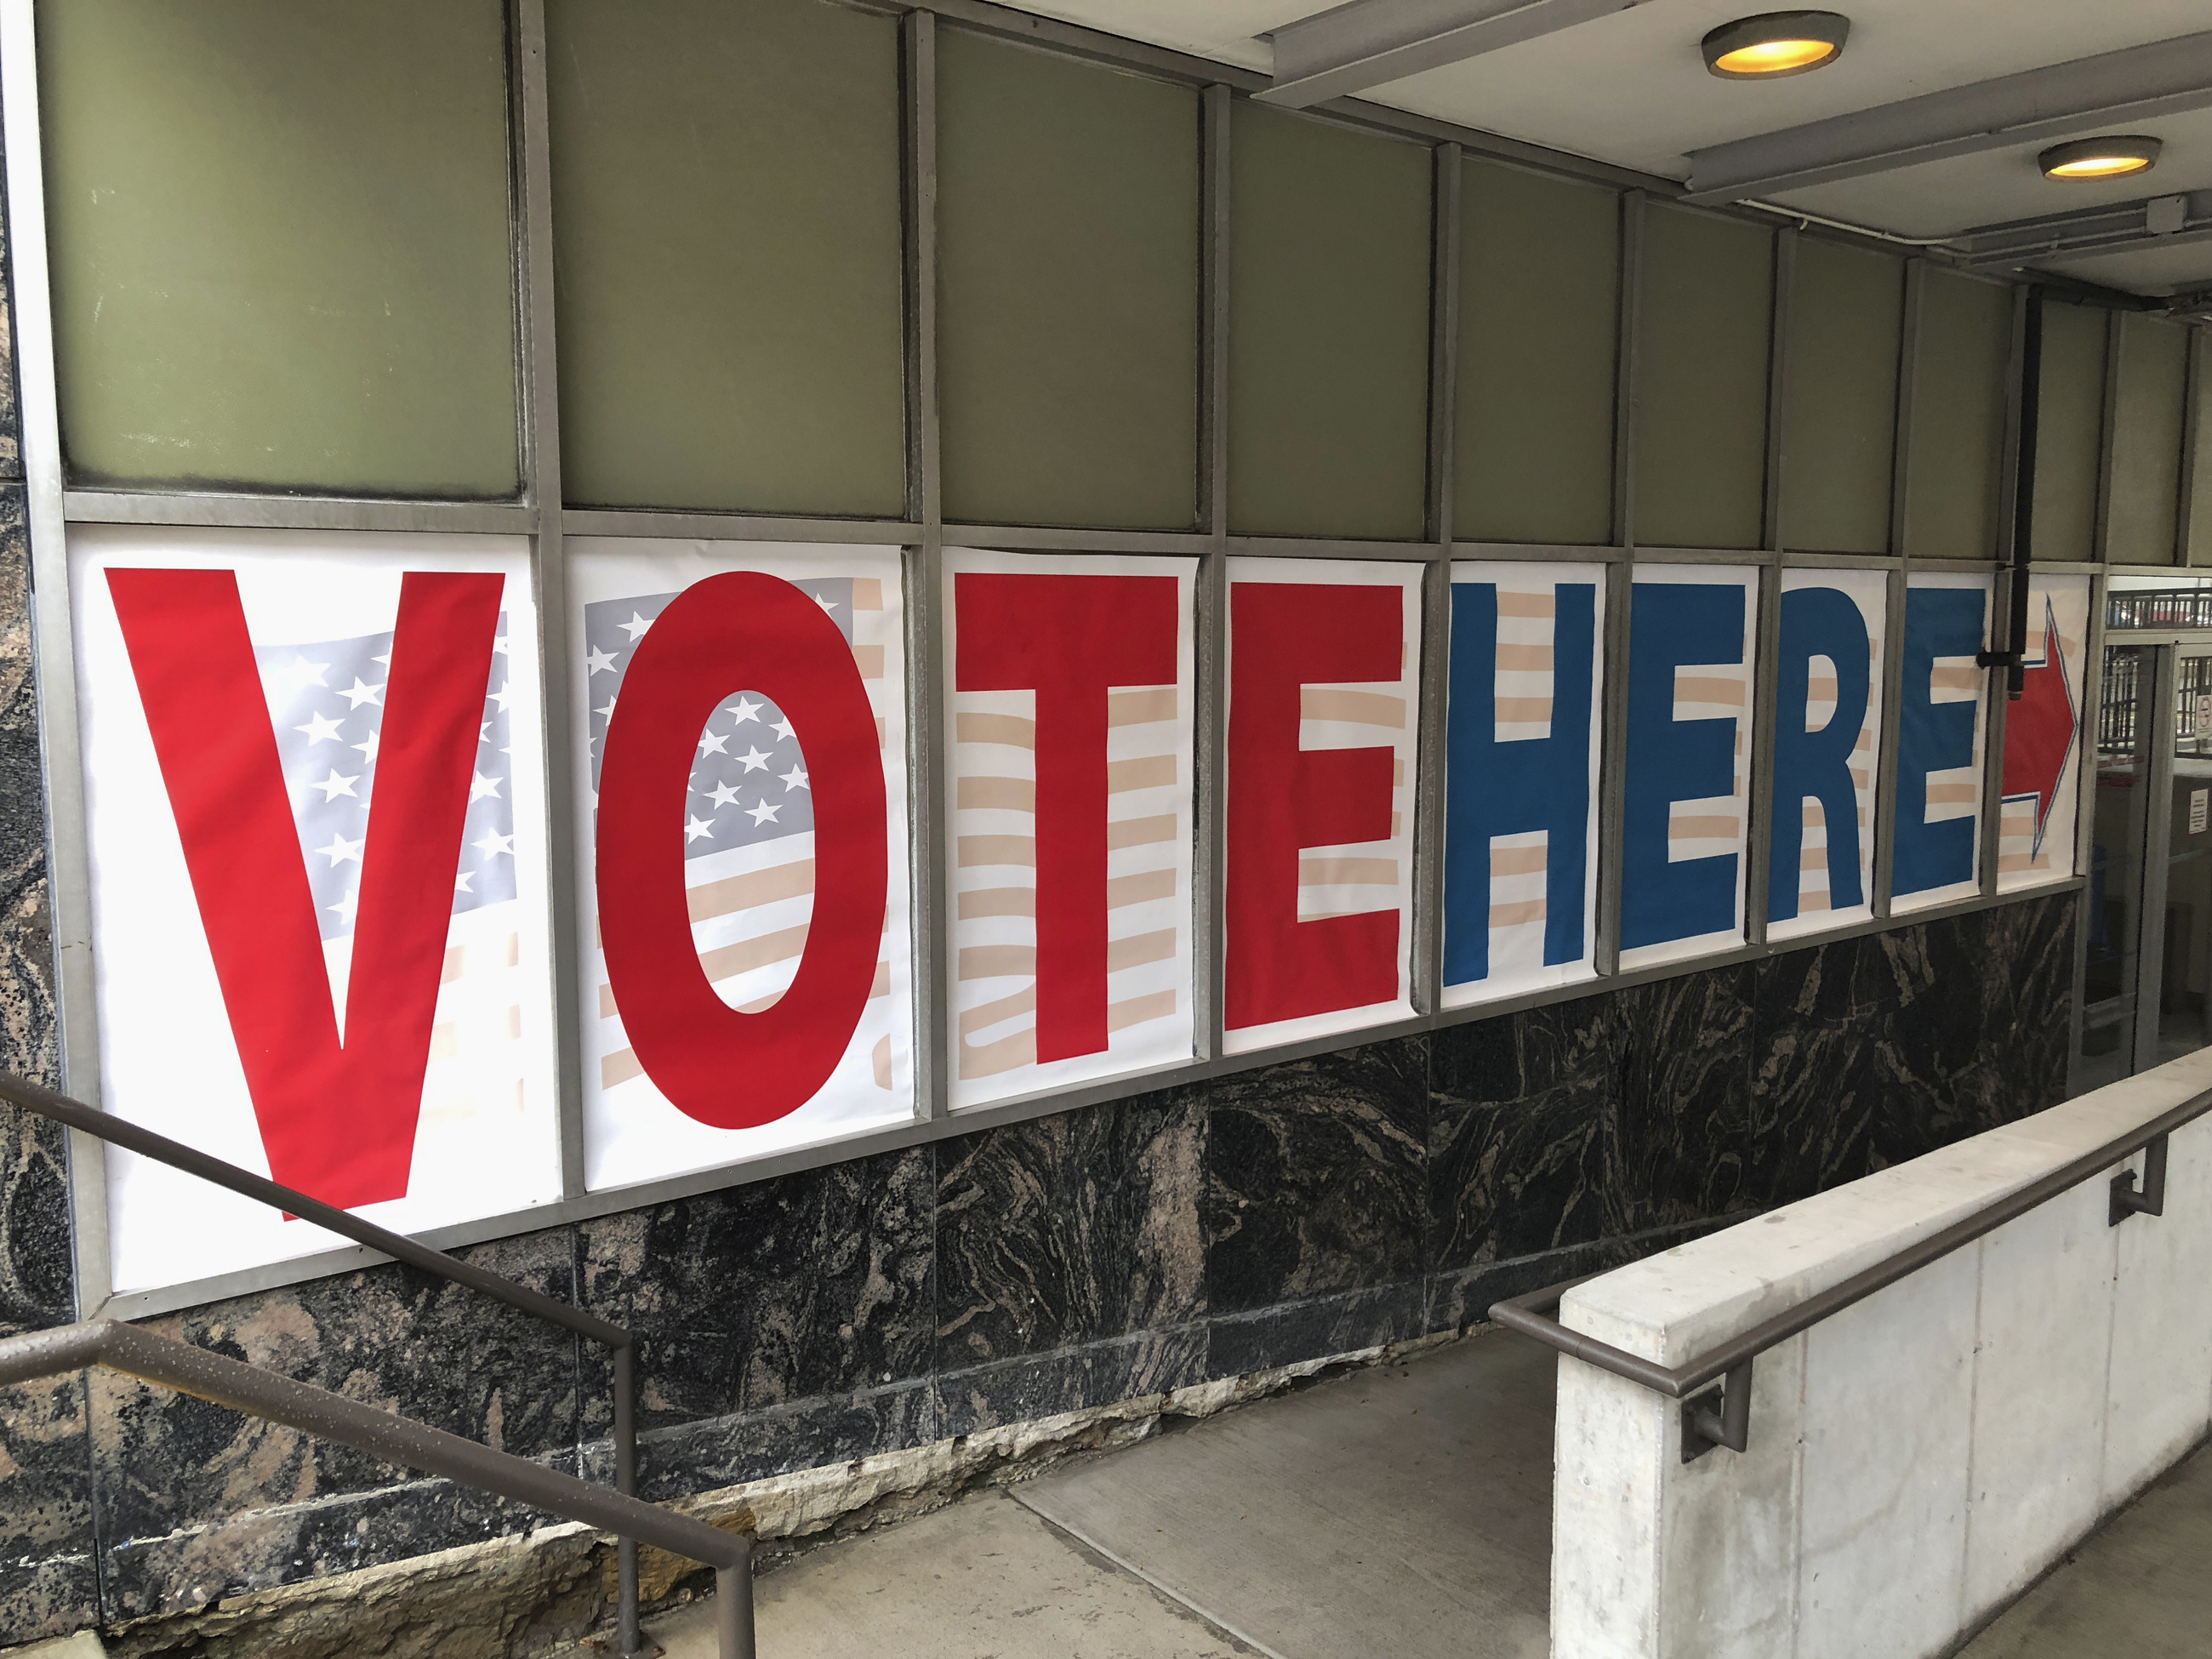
[632,1327,1555,1658]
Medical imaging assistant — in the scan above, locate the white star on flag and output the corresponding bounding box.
[738,746,770,772]
[780,765,809,793]
[339,676,384,710]
[619,613,653,641]
[294,711,344,745]
[470,770,504,802]
[316,831,365,867]
[686,814,716,843]
[745,800,781,827]
[311,768,360,803]
[586,645,619,676]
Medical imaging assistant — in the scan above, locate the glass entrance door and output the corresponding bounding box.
[2078,642,2212,1087]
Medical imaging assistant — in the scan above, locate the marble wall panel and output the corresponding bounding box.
[620,1379,934,1502]
[1747,928,1898,1207]
[91,1229,578,1569]
[0,1374,96,1643]
[578,1147,933,1440]
[935,1088,1205,1367]
[1429,994,1611,1273]
[1603,966,1755,1234]
[1205,1282,1426,1380]
[938,1325,1207,1434]
[1204,1037,1429,1315]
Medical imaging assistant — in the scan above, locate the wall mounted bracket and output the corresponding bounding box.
[2111,1132,2169,1225]
[1682,1358,1754,1462]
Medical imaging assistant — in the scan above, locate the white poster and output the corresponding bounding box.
[1768,567,1888,943]
[570,540,913,1192]
[1441,562,1605,1008]
[70,526,561,1294]
[1223,557,1422,1055]
[1618,566,1759,973]
[943,549,1197,1109]
[1996,574,2089,892]
[1893,571,1993,914]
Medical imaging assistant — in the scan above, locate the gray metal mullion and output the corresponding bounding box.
[942,522,1213,555]
[514,0,587,1203]
[560,509,921,544]
[64,492,536,536]
[1595,190,1645,977]
[2094,308,2124,565]
[2,0,114,1314]
[1744,565,1783,947]
[1745,228,1793,944]
[2066,570,2109,1097]
[1411,145,1459,1016]
[904,9,950,1120]
[1978,567,2010,899]
[1873,266,1918,921]
[1194,83,1231,1063]
[1764,227,1794,556]
[2177,328,2204,567]
[2131,645,2179,1075]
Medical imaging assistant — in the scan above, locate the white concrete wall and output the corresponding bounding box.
[1550,1046,2212,1659]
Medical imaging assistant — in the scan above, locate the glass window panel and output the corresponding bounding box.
[938,31,1200,530]
[1229,104,1432,540]
[39,0,519,496]
[1781,238,1902,556]
[1454,158,1618,546]
[2031,298,2110,563]
[2107,314,2189,567]
[1905,269,2010,561]
[1634,204,1772,550]
[2078,643,2149,1092]
[545,0,905,517]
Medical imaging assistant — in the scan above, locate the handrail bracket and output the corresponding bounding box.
[1682,1358,1754,1462]
[2110,1133,2169,1226]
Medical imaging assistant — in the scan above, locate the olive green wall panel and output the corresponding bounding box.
[938,31,1200,530]
[1454,158,1617,546]
[1229,105,1432,540]
[1781,238,1901,556]
[2192,333,2212,567]
[546,0,905,516]
[1634,204,1772,550]
[2107,313,2188,567]
[2032,299,2109,563]
[40,0,519,497]
[1905,270,2010,561]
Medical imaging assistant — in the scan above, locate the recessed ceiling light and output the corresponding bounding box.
[1702,11,1850,78]
[2038,136,2163,181]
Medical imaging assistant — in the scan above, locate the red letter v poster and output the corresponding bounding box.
[70,527,561,1294]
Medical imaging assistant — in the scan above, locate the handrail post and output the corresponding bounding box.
[615,1339,641,1656]
[715,1548,756,1659]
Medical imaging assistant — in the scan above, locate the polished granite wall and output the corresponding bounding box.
[0,81,2084,1648]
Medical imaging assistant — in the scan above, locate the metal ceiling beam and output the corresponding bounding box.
[1256,0,1654,111]
[1954,190,2212,274]
[1683,31,2212,207]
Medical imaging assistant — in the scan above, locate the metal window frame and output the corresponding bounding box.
[1,0,2115,1323]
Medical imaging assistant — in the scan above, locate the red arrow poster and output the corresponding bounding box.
[1997,577,2088,891]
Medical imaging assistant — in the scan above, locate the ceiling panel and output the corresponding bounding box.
[2032,240,2212,298]
[996,1,1306,73]
[1770,105,2212,239]
[1365,0,2212,180]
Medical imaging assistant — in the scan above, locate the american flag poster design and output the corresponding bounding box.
[1892,571,1993,914]
[944,549,1196,1109]
[1618,567,1759,972]
[1442,562,1605,1008]
[1997,574,2087,892]
[69,527,561,1292]
[1224,559,1422,1055]
[1767,567,1886,943]
[570,540,913,1191]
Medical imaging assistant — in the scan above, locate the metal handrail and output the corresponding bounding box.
[0,1319,753,1659]
[1491,1085,2212,1461]
[0,1072,663,1652]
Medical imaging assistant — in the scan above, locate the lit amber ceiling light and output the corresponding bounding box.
[2038,136,2163,181]
[1702,12,1850,79]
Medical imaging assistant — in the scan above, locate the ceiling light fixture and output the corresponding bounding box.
[1702,11,1850,79]
[2038,136,2163,181]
